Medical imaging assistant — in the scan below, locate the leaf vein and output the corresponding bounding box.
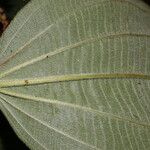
[0,95,100,150]
[0,88,149,128]
[0,33,149,78]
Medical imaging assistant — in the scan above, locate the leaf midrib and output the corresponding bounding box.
[0,73,149,88]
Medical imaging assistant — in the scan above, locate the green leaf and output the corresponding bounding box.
[0,0,150,149]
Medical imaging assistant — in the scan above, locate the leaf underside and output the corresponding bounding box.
[0,0,150,150]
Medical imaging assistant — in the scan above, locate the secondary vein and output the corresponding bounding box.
[0,88,149,128]
[0,32,149,79]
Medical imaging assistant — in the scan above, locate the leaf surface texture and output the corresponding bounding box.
[0,0,150,149]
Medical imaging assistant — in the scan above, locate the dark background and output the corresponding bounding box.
[0,1,30,150]
[0,0,30,20]
[0,0,150,150]
[0,111,29,150]
[143,0,150,5]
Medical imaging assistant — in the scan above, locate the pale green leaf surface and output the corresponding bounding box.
[0,0,150,150]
